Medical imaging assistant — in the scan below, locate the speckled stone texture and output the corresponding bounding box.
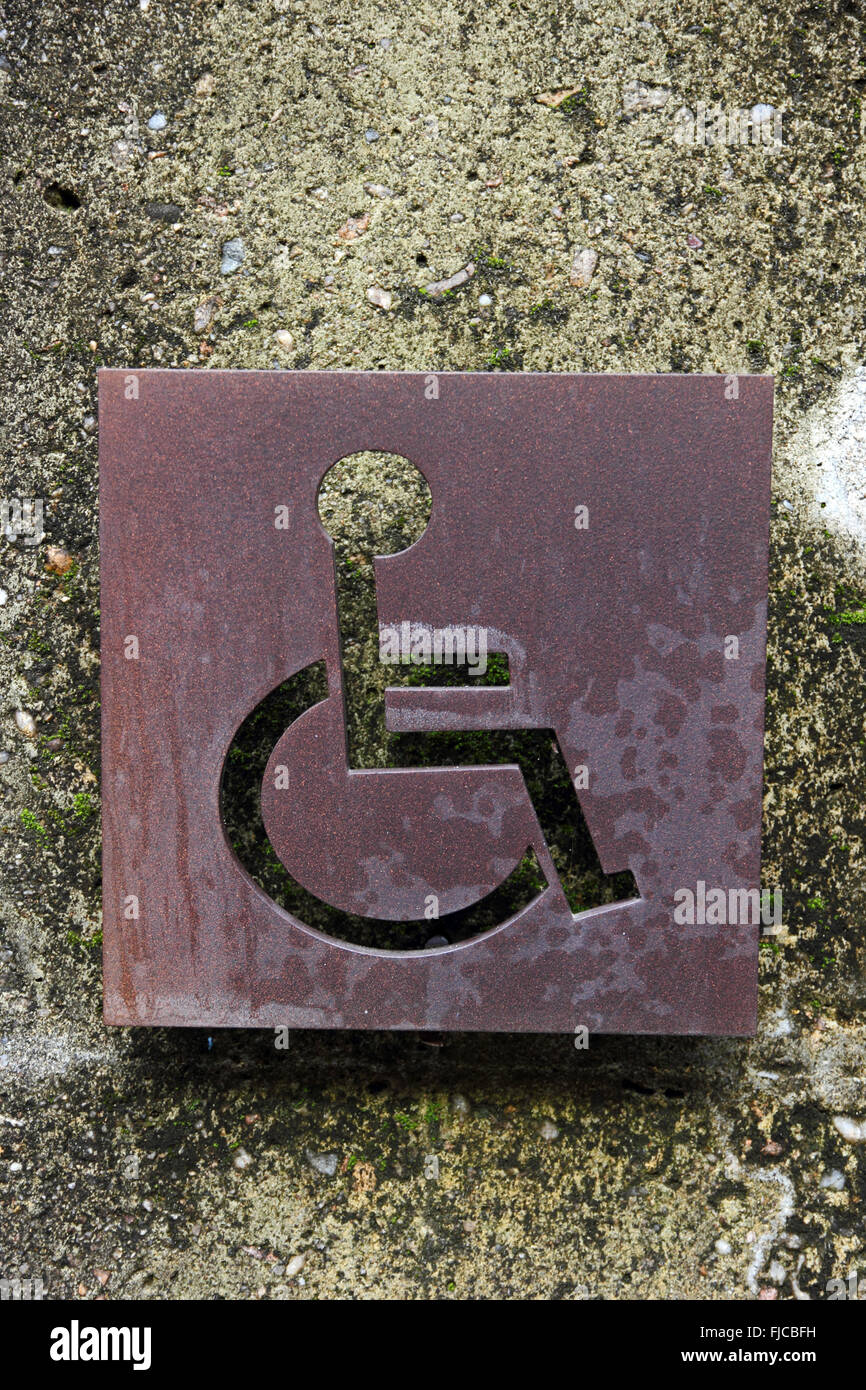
[0,0,863,1302]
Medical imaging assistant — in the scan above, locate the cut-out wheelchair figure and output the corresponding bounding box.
[259,456,636,932]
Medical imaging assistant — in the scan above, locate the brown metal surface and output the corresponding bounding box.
[99,369,773,1033]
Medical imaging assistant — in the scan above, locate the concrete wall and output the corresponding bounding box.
[0,0,863,1299]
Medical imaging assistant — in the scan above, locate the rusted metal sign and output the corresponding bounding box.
[99,370,773,1034]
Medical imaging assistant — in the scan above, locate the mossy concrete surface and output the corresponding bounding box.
[0,0,864,1299]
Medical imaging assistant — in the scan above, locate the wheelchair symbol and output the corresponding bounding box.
[252,456,634,936]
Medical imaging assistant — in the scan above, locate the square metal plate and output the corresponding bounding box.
[99,369,773,1033]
